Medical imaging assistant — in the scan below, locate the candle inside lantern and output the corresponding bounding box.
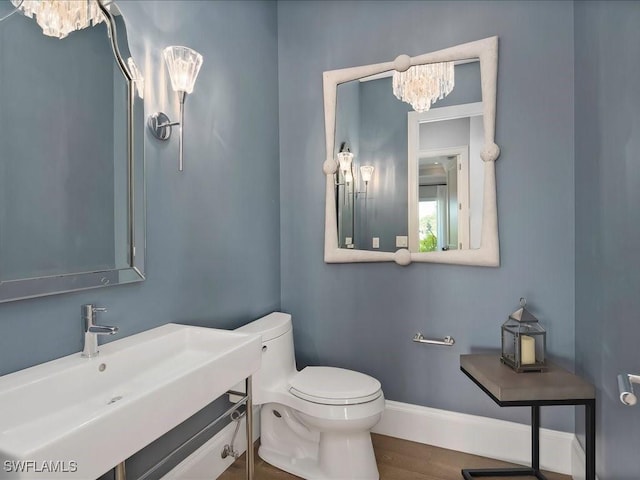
[521,335,536,365]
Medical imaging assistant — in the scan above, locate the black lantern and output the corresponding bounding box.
[501,298,546,372]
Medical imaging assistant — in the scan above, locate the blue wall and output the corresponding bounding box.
[278,0,576,432]
[574,2,640,478]
[0,1,279,477]
[6,1,640,477]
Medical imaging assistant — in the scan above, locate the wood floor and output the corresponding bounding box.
[219,434,572,480]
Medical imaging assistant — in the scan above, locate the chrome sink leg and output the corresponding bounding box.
[246,376,253,480]
[115,462,126,480]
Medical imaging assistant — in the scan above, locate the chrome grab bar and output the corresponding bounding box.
[412,333,455,346]
[618,373,640,406]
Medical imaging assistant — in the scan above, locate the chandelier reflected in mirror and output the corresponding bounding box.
[392,61,455,113]
[11,0,105,39]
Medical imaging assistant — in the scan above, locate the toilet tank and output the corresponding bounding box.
[235,312,297,404]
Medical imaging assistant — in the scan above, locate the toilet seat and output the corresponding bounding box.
[289,366,382,405]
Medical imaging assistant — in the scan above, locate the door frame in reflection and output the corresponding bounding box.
[407,102,482,254]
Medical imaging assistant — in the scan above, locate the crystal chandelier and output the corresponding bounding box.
[392,62,455,113]
[11,0,105,39]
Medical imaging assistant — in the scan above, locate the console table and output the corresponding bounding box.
[460,354,595,480]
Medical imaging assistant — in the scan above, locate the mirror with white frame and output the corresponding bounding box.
[0,1,146,301]
[323,37,500,266]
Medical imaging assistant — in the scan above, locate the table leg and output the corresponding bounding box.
[585,400,596,480]
[461,406,547,480]
[531,405,540,470]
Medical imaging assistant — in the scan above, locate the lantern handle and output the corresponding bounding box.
[519,297,527,308]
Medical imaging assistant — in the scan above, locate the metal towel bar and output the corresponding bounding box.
[412,333,455,346]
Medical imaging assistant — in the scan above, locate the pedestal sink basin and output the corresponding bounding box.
[0,324,261,479]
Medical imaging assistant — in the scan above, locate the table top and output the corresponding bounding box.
[460,354,595,403]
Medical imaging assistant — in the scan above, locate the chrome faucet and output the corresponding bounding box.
[81,304,118,358]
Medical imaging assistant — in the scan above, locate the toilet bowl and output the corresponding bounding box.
[236,312,384,480]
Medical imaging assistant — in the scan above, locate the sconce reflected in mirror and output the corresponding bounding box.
[336,143,353,206]
[359,165,374,197]
[148,45,203,172]
[338,147,353,178]
[335,143,374,199]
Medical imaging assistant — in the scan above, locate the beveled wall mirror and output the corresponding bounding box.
[0,0,145,301]
[323,37,499,266]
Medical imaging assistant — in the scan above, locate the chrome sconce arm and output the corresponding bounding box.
[618,373,640,406]
[148,46,203,172]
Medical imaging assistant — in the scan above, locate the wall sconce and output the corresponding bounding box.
[148,46,203,172]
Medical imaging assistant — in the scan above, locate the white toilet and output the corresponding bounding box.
[236,312,385,480]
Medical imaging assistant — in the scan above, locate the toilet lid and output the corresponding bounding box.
[289,366,382,405]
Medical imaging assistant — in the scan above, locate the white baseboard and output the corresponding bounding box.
[571,436,599,480]
[372,400,574,476]
[161,408,260,480]
[162,401,592,479]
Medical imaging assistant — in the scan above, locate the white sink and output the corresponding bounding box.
[0,324,261,479]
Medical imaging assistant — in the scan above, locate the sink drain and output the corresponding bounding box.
[107,396,123,405]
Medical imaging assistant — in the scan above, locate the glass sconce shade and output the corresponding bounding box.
[360,165,375,183]
[337,151,354,175]
[163,46,203,94]
[148,46,203,172]
[500,299,546,373]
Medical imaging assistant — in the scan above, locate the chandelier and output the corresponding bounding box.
[392,62,455,113]
[11,0,105,39]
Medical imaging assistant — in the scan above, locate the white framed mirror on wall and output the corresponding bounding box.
[323,36,500,266]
